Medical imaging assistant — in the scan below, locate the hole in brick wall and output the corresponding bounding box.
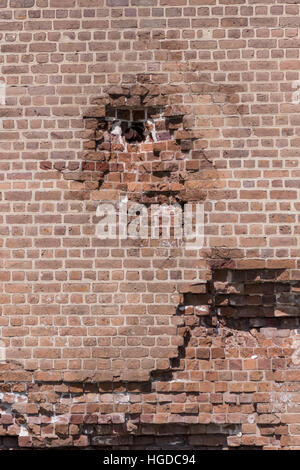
[105,105,162,144]
[180,268,297,320]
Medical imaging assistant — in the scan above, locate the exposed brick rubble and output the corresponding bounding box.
[61,82,221,205]
[1,300,300,449]
[185,268,300,319]
[1,0,300,450]
[1,268,300,449]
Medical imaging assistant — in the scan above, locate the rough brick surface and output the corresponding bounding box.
[1,0,300,450]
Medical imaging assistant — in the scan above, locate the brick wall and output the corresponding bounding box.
[1,0,300,450]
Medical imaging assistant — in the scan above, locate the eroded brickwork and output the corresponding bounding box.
[1,0,300,450]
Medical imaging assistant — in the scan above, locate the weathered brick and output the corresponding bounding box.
[0,0,298,452]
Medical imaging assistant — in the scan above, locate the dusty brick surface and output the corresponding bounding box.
[0,0,300,450]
